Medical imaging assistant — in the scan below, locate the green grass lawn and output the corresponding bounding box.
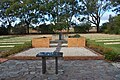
[104,44,120,53]
[0,35,32,57]
[93,41,120,54]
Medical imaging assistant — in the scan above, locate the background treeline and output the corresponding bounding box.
[101,14,120,34]
[0,0,120,35]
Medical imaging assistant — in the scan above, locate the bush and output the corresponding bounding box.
[37,24,54,33]
[1,41,32,58]
[104,51,119,61]
[101,15,120,34]
[74,22,91,33]
[0,26,8,35]
[13,25,27,34]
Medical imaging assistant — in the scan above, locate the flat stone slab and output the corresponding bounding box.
[104,42,120,45]
[0,42,24,44]
[96,39,120,42]
[0,45,15,48]
[14,47,98,57]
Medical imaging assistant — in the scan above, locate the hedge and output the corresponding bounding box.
[87,40,120,61]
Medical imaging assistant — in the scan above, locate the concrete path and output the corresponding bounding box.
[0,60,120,80]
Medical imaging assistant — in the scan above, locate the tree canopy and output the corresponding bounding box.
[80,0,112,32]
[101,14,120,34]
[0,0,118,34]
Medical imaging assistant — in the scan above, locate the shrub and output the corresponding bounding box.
[1,41,32,58]
[74,22,91,33]
[13,23,27,34]
[100,15,120,34]
[104,51,119,61]
[37,24,54,33]
[0,26,8,35]
[87,40,120,61]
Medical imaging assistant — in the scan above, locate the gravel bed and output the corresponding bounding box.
[14,47,98,57]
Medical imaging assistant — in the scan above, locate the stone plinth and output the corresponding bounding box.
[32,38,49,48]
[68,37,86,47]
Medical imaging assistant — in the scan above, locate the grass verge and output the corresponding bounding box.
[0,41,32,58]
[87,39,120,61]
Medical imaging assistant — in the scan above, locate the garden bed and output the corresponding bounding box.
[87,39,120,61]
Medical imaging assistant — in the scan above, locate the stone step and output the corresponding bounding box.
[0,45,15,48]
[50,40,68,43]
[49,43,68,47]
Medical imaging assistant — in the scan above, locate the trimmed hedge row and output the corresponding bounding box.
[0,41,32,58]
[87,40,120,61]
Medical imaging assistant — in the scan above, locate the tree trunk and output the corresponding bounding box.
[7,21,12,34]
[27,25,29,34]
[96,24,99,33]
[96,15,100,33]
[25,20,30,34]
[67,27,69,33]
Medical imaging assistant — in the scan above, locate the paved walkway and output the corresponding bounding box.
[0,60,120,80]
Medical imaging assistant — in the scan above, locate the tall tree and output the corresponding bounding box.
[111,0,120,13]
[48,0,80,32]
[64,0,79,32]
[12,0,43,34]
[0,0,18,34]
[81,0,111,32]
[101,14,120,34]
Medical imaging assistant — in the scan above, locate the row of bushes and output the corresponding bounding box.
[87,40,120,61]
[0,41,32,58]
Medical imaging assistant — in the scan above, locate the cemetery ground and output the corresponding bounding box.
[0,33,120,80]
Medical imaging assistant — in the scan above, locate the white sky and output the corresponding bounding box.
[100,11,116,26]
[71,10,117,26]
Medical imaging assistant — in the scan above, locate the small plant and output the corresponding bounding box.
[69,34,81,38]
[104,51,119,61]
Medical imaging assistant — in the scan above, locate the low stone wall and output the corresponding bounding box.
[68,37,86,47]
[32,38,49,48]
